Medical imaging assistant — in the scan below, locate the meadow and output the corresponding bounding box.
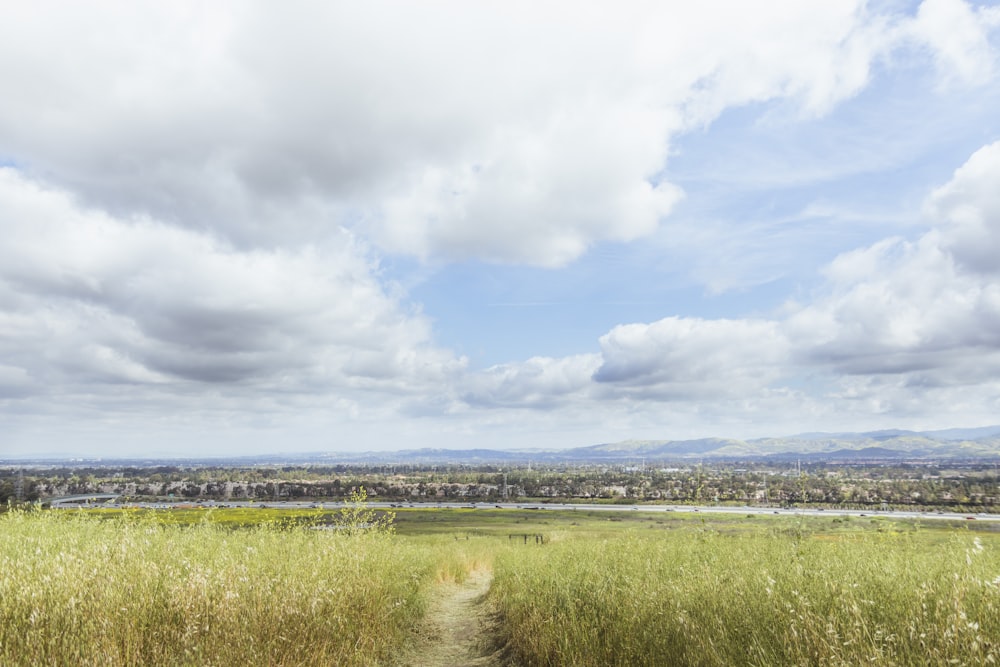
[1,505,998,665]
[0,508,486,666]
[490,525,1000,666]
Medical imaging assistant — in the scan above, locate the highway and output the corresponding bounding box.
[75,499,1000,522]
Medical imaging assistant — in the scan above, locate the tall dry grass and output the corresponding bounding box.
[0,510,436,666]
[490,526,1000,666]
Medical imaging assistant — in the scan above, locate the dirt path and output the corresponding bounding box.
[398,569,502,667]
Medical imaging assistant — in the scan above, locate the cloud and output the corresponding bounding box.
[457,316,793,410]
[787,141,1000,380]
[0,170,462,400]
[2,1,992,269]
[906,0,998,86]
[459,354,600,409]
[0,364,35,399]
[593,317,789,399]
[2,3,999,454]
[927,141,1000,274]
[455,140,1000,431]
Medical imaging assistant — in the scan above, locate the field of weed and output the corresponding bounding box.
[0,509,448,666]
[3,505,999,666]
[489,523,1000,666]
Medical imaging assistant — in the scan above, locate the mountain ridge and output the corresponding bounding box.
[4,427,999,465]
[305,428,1000,463]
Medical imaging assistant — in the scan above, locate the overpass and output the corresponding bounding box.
[48,493,122,507]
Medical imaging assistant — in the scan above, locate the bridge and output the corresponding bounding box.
[48,493,122,507]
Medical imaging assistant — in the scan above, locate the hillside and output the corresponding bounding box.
[5,427,999,467]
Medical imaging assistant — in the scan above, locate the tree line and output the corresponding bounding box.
[3,461,998,510]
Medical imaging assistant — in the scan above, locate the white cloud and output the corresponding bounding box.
[785,141,1000,385]
[789,236,999,373]
[375,105,684,267]
[459,354,600,409]
[452,140,1000,433]
[2,1,991,269]
[926,141,1000,274]
[593,317,789,399]
[1,2,999,454]
[907,0,997,86]
[0,170,462,399]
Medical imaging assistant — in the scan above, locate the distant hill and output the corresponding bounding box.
[309,428,1000,464]
[368,427,1000,463]
[5,426,1000,466]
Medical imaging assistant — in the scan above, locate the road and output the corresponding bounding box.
[77,499,1000,522]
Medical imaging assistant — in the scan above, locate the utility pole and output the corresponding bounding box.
[15,469,24,503]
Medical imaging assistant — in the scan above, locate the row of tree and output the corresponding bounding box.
[3,462,998,509]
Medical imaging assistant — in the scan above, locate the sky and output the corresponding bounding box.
[2,1,1000,458]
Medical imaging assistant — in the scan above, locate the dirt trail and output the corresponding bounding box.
[398,569,502,667]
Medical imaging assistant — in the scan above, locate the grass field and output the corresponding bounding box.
[490,523,1000,666]
[0,509,458,666]
[2,505,998,665]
